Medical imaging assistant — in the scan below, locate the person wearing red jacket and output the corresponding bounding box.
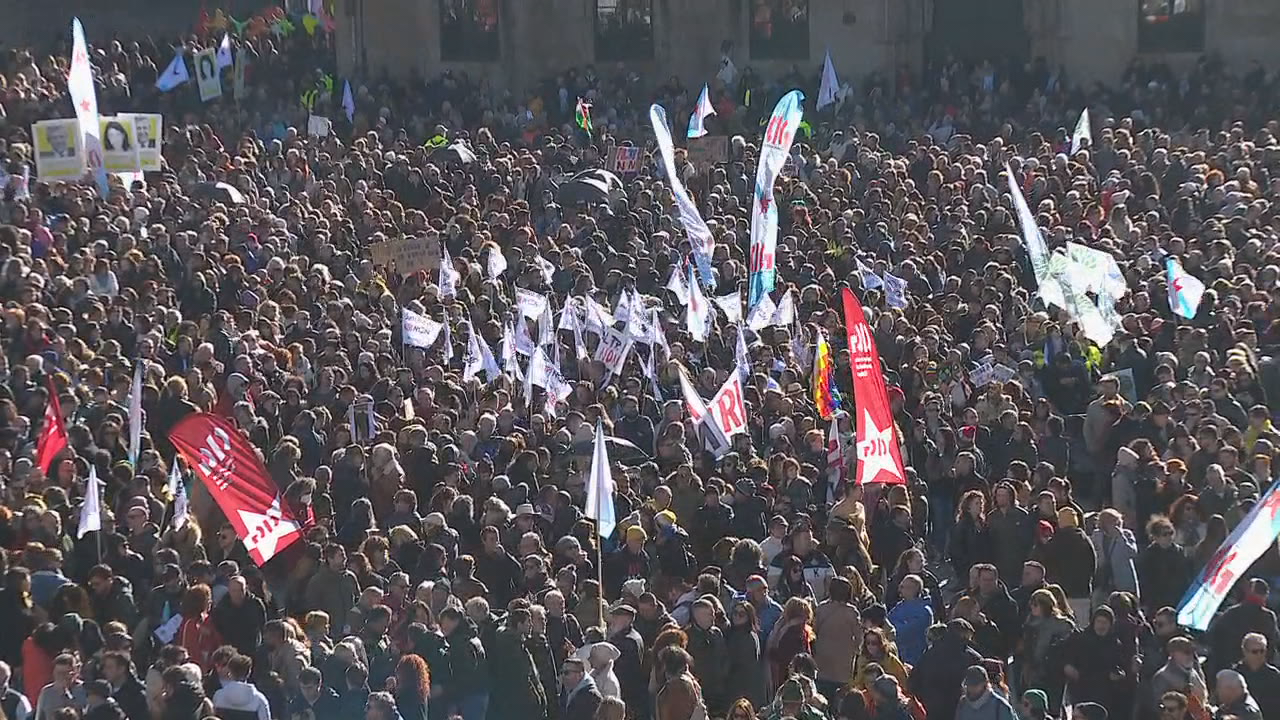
[175,584,223,672]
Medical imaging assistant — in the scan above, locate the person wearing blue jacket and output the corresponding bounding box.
[886,574,933,665]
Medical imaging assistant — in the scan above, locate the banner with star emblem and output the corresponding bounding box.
[841,288,906,485]
[170,413,303,565]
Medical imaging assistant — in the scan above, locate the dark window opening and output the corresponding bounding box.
[596,0,654,62]
[750,0,810,60]
[1138,0,1205,53]
[440,0,500,62]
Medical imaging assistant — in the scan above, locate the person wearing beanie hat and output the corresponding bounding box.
[1070,701,1108,720]
[956,664,1015,720]
[1020,688,1050,720]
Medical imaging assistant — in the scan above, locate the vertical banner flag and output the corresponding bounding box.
[156,50,190,91]
[575,98,593,133]
[841,289,907,485]
[1007,164,1066,309]
[686,261,711,342]
[748,91,805,308]
[169,461,189,530]
[1071,107,1091,155]
[128,362,144,465]
[78,465,103,538]
[687,83,716,138]
[37,377,68,474]
[817,50,839,110]
[812,329,840,421]
[651,105,715,288]
[69,18,109,195]
[1166,257,1205,320]
[1179,478,1280,630]
[586,420,616,538]
[169,413,302,565]
[342,80,356,123]
[827,412,846,502]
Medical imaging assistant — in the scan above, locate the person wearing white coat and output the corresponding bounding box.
[577,642,622,701]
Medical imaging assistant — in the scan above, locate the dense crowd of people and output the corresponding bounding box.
[2,10,1280,720]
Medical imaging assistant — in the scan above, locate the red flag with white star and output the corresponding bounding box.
[170,413,301,565]
[841,288,907,485]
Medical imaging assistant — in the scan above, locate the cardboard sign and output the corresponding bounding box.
[594,326,634,374]
[686,135,729,173]
[32,119,83,180]
[368,234,441,275]
[610,146,642,174]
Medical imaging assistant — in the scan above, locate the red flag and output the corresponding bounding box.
[841,288,907,485]
[169,413,301,565]
[36,378,68,474]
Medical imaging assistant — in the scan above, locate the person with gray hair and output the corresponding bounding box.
[0,661,33,720]
[1213,668,1262,720]
[1234,632,1280,719]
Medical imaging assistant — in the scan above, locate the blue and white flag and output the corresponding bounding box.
[651,104,715,288]
[128,362,144,466]
[1166,257,1204,320]
[882,272,908,309]
[216,34,234,70]
[817,50,839,110]
[748,91,805,308]
[586,420,616,538]
[342,80,356,123]
[1179,478,1280,630]
[156,51,190,91]
[687,84,716,138]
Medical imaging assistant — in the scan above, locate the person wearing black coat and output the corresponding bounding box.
[1136,518,1194,615]
[1061,606,1132,717]
[975,565,1020,655]
[1234,633,1280,720]
[911,620,982,720]
[439,610,490,715]
[1039,507,1095,617]
[684,601,729,712]
[211,577,268,657]
[947,496,993,580]
[1207,580,1280,677]
[288,668,340,720]
[101,652,149,720]
[485,611,547,720]
[606,606,647,718]
[84,682,128,720]
[557,659,602,720]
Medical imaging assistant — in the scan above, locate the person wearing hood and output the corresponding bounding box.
[557,657,602,720]
[577,642,621,702]
[886,575,932,665]
[83,681,126,720]
[486,608,547,720]
[955,665,1015,720]
[911,619,981,719]
[439,607,489,720]
[1061,606,1130,716]
[211,655,269,720]
[288,667,339,720]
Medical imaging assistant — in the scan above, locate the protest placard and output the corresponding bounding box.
[32,119,84,181]
[368,234,442,275]
[686,135,729,173]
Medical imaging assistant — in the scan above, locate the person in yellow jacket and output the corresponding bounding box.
[850,627,909,691]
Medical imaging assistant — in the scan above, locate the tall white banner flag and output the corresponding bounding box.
[586,420,616,538]
[651,104,715,288]
[128,362,144,466]
[69,18,108,194]
[78,465,102,538]
[1071,108,1091,154]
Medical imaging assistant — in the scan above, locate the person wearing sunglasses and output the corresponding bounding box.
[1156,691,1190,720]
[1234,632,1280,719]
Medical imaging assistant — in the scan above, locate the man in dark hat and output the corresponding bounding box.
[605,602,646,717]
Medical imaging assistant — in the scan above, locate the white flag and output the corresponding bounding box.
[666,266,689,304]
[687,83,716,139]
[216,34,234,70]
[714,293,743,324]
[538,306,555,349]
[486,245,507,280]
[403,308,443,348]
[817,50,839,110]
[652,105,716,287]
[463,329,485,382]
[772,290,796,326]
[516,288,550,319]
[533,254,556,284]
[1071,108,1091,155]
[515,316,535,356]
[439,247,459,298]
[585,297,615,332]
[882,273,908,309]
[735,326,751,384]
[686,264,711,342]
[156,51,190,91]
[69,19,108,195]
[502,320,524,381]
[525,347,551,407]
[78,465,102,539]
[641,348,663,402]
[1008,164,1066,308]
[746,292,778,331]
[792,319,812,374]
[586,420,617,538]
[171,464,189,531]
[128,362,144,466]
[342,80,356,123]
[441,321,454,364]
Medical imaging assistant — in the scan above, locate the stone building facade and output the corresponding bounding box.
[333,0,1280,90]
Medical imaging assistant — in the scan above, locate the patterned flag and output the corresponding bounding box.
[575,98,593,133]
[1166,257,1205,320]
[812,330,840,421]
[687,83,716,138]
[842,289,907,485]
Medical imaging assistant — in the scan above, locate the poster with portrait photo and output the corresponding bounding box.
[99,116,141,173]
[31,119,84,181]
[123,113,163,171]
[195,48,222,102]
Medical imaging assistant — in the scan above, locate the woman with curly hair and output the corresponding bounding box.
[394,653,431,720]
[766,596,814,690]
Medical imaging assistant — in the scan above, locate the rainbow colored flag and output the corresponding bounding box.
[812,329,840,420]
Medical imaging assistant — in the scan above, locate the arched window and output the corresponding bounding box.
[750,0,810,60]
[596,0,654,61]
[440,0,500,61]
[1138,0,1205,53]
